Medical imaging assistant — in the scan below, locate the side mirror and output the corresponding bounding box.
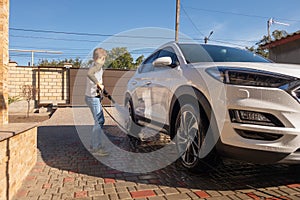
[152,57,172,67]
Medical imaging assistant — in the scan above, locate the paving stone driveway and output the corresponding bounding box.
[13,108,300,200]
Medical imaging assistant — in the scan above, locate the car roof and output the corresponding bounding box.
[157,41,245,51]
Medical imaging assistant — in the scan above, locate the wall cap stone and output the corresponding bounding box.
[0,122,38,142]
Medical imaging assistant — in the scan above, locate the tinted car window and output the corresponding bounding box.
[178,44,270,63]
[139,51,160,73]
[143,51,159,64]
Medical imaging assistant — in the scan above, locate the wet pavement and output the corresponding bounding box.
[13,107,300,200]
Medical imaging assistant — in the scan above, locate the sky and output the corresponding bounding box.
[9,0,300,66]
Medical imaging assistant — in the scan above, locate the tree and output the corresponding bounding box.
[272,30,288,40]
[246,46,269,58]
[247,30,288,59]
[135,55,144,67]
[38,57,82,68]
[21,85,37,118]
[38,48,145,69]
[104,47,144,70]
[256,30,288,46]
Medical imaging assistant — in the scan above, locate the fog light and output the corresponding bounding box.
[239,110,271,123]
[229,109,284,127]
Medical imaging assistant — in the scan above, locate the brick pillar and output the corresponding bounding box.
[0,0,9,124]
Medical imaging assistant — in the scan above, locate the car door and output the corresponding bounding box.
[148,47,181,126]
[129,51,159,120]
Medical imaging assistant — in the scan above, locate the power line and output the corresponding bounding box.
[10,45,92,51]
[181,4,205,37]
[10,34,257,49]
[9,27,174,40]
[9,49,62,66]
[10,27,253,46]
[210,39,248,48]
[10,34,106,43]
[9,27,259,53]
[9,35,253,53]
[9,34,172,46]
[180,3,258,46]
[184,6,300,23]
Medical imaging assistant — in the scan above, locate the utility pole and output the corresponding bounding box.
[175,0,180,42]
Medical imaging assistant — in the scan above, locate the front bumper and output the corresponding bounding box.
[279,149,300,164]
[215,85,300,164]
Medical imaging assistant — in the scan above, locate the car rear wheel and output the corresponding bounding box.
[125,98,142,146]
[175,102,219,172]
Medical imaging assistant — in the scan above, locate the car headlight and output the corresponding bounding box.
[206,67,297,88]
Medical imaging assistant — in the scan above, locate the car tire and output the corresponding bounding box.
[125,98,142,147]
[175,102,220,172]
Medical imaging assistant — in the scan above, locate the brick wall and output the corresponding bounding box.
[8,63,69,105]
[38,67,68,104]
[0,126,37,200]
[33,68,69,103]
[9,65,135,107]
[8,62,35,98]
[0,0,9,124]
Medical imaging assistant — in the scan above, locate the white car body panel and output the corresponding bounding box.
[126,42,300,164]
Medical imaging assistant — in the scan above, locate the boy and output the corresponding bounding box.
[85,48,108,156]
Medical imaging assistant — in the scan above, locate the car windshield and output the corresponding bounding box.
[178,44,270,63]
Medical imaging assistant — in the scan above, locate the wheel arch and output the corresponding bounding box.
[124,92,138,122]
[169,85,216,139]
[124,92,132,105]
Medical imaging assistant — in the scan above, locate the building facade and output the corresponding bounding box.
[260,31,300,64]
[0,0,9,124]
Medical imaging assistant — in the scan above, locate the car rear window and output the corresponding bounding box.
[178,44,270,63]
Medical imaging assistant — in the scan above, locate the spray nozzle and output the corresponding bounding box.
[103,89,115,104]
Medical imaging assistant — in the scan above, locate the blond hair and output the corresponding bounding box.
[93,48,107,60]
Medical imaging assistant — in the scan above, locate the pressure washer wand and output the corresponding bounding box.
[103,89,115,104]
[101,89,130,134]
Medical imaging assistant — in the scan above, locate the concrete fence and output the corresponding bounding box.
[8,62,69,106]
[8,62,135,108]
[70,68,135,106]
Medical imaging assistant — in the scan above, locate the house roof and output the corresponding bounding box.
[260,30,300,49]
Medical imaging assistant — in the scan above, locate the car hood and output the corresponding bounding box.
[197,62,300,79]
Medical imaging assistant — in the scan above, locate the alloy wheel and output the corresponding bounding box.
[176,108,202,167]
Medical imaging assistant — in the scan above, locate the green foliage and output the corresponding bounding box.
[38,48,144,70]
[272,30,288,40]
[246,46,269,58]
[8,96,21,105]
[248,30,289,59]
[104,47,144,70]
[38,57,82,68]
[256,30,288,46]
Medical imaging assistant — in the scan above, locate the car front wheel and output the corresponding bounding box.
[175,102,218,172]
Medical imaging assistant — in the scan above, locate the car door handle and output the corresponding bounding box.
[131,81,137,85]
[145,81,152,85]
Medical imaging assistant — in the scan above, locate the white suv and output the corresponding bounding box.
[124,42,300,171]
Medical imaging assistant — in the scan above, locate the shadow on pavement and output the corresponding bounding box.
[37,125,300,191]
